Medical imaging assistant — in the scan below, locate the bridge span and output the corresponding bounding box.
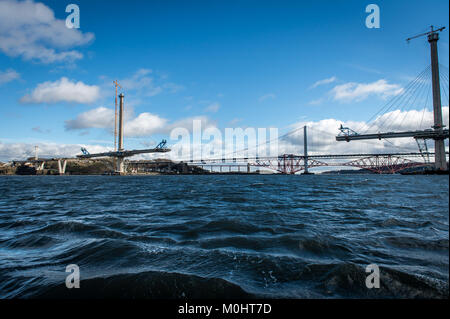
[186,152,447,175]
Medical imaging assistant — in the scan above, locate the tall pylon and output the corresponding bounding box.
[407,26,447,171]
[113,80,122,151]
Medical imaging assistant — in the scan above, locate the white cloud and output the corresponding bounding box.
[125,113,168,136]
[370,106,449,132]
[65,106,217,137]
[331,79,403,102]
[20,77,100,104]
[65,107,114,130]
[310,76,337,89]
[120,69,159,95]
[0,68,20,85]
[205,102,220,113]
[258,93,276,102]
[167,116,217,133]
[3,107,448,162]
[0,0,94,63]
[280,107,449,156]
[0,141,110,161]
[137,107,447,161]
[117,69,184,98]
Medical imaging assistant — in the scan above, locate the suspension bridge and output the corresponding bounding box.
[336,26,449,172]
[179,26,449,175]
[8,26,449,175]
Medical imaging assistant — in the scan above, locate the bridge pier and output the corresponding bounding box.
[57,159,67,175]
[116,93,126,175]
[304,126,309,173]
[116,157,125,175]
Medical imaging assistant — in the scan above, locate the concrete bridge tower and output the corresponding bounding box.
[428,30,447,171]
[116,93,125,174]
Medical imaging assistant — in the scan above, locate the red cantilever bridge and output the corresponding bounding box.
[186,152,443,175]
[250,153,437,174]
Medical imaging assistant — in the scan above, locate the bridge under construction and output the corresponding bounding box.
[75,93,170,174]
[336,26,449,172]
[10,25,449,176]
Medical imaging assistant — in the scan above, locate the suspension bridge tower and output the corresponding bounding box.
[427,27,447,170]
[336,26,449,172]
[406,26,447,171]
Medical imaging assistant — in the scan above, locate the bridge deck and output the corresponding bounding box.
[186,152,443,164]
[336,129,449,141]
[76,148,171,159]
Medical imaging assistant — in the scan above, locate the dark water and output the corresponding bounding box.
[0,175,448,299]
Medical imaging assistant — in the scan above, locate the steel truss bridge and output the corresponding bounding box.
[186,152,446,174]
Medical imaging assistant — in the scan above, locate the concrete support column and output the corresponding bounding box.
[116,157,125,174]
[304,126,309,173]
[118,93,125,152]
[57,159,67,175]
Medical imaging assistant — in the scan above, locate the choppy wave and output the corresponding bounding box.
[2,263,447,299]
[0,175,448,298]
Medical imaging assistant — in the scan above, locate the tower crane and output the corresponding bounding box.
[406,25,445,43]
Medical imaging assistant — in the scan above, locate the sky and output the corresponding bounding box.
[0,0,449,161]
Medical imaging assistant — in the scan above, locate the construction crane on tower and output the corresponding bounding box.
[77,89,171,175]
[406,25,445,43]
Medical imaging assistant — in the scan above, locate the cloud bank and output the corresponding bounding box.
[2,107,448,162]
[0,0,94,63]
[21,77,100,104]
[65,106,216,137]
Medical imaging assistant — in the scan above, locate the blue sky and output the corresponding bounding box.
[0,0,449,160]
